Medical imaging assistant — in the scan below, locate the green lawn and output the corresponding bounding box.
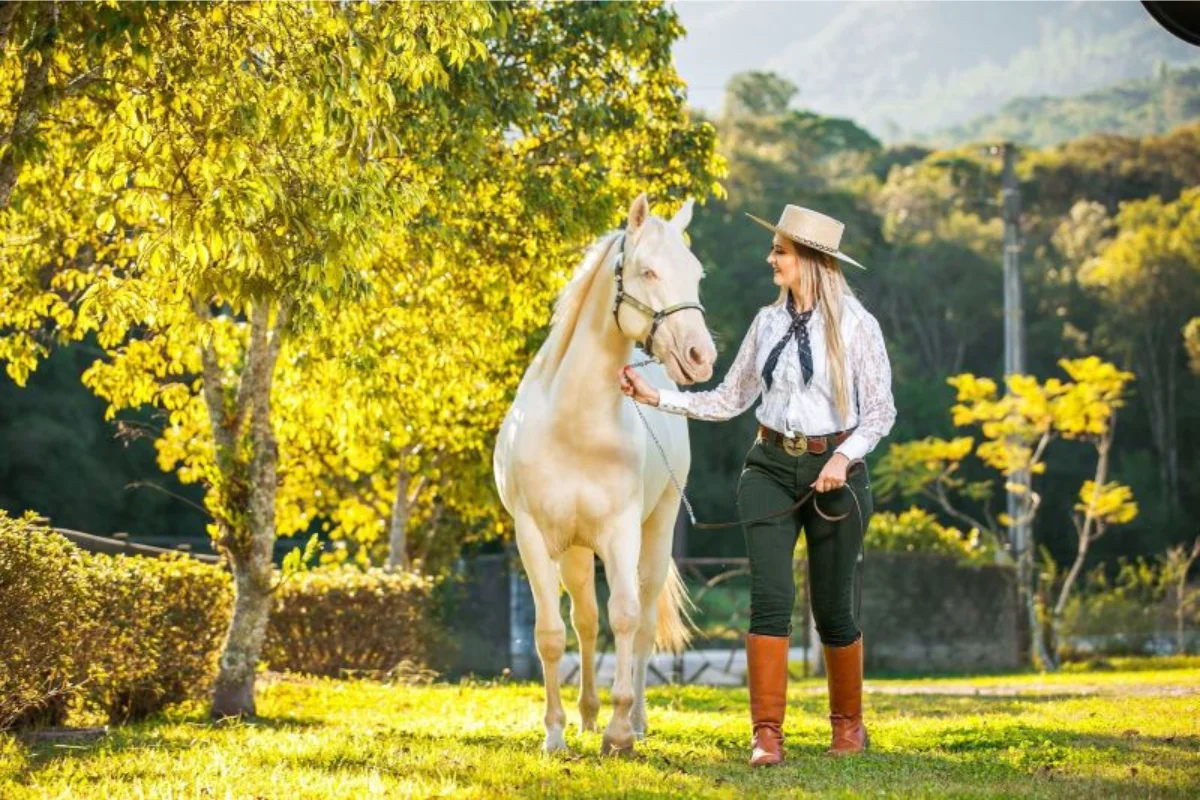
[2,664,1198,798]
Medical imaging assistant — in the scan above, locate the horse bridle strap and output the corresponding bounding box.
[612,231,706,357]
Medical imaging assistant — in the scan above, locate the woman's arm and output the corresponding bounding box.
[656,311,763,421]
[834,313,897,461]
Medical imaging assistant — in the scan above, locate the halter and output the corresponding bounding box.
[611,231,706,358]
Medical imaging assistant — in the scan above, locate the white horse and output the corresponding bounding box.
[493,194,718,755]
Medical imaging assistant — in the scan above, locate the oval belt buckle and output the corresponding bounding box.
[783,433,808,457]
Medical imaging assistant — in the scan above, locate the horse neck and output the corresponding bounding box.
[545,248,632,414]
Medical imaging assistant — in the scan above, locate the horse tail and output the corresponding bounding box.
[655,559,696,653]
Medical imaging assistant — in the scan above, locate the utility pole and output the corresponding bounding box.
[997,141,1046,667]
[1000,142,1028,558]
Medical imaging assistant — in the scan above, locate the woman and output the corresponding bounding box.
[618,204,896,765]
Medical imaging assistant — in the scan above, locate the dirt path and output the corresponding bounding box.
[809,681,1200,697]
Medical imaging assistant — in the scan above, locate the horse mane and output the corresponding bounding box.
[550,230,622,330]
[527,230,623,380]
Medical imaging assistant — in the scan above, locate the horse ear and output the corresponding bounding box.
[670,198,695,232]
[627,193,650,233]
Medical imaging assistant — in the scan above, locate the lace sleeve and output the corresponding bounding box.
[834,313,897,461]
[657,310,763,421]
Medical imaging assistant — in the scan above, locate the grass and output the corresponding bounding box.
[2,663,1197,798]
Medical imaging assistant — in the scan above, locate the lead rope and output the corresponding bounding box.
[624,359,868,628]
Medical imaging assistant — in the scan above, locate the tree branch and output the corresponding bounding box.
[0,2,55,209]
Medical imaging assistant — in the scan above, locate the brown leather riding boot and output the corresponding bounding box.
[746,632,789,767]
[823,633,868,756]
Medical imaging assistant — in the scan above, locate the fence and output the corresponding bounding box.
[444,551,1027,682]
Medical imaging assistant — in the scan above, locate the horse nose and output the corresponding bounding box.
[687,339,717,380]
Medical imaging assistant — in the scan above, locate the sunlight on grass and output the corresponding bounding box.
[2,666,1197,798]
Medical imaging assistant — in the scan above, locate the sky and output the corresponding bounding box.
[668,1,1200,140]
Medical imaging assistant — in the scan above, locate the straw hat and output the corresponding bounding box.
[745,205,866,270]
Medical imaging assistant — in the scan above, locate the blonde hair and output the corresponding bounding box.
[773,240,856,423]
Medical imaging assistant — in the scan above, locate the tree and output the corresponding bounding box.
[1163,538,1200,654]
[1078,188,1200,510]
[2,1,724,718]
[260,2,725,572]
[1,1,495,717]
[949,357,1135,668]
[876,357,1136,668]
[872,152,1005,379]
[872,435,1003,551]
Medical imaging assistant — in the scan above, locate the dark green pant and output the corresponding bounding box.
[736,435,873,646]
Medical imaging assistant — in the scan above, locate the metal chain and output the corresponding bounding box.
[626,357,700,526]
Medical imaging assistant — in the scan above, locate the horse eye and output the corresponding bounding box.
[642,268,658,280]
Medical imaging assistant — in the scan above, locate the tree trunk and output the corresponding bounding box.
[1052,428,1111,622]
[206,300,288,719]
[414,499,444,569]
[1166,348,1180,509]
[1139,329,1179,508]
[210,547,273,717]
[387,469,412,571]
[1020,553,1054,670]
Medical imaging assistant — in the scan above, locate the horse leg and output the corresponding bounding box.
[599,514,641,755]
[631,489,681,739]
[560,546,600,733]
[514,515,568,753]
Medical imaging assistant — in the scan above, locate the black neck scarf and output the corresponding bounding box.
[762,293,814,391]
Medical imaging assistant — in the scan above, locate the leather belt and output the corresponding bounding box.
[756,424,853,457]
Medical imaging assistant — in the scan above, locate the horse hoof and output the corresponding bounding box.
[543,731,568,754]
[632,727,647,741]
[601,733,635,757]
[580,719,598,733]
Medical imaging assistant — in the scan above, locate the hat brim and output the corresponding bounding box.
[745,212,867,270]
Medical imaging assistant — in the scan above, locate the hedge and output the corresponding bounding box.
[264,566,441,678]
[1,511,441,730]
[0,512,95,729]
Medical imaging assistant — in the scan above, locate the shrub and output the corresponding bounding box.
[264,566,441,677]
[2,511,442,729]
[85,554,232,723]
[1058,555,1199,659]
[0,512,93,729]
[864,507,998,564]
[0,509,234,729]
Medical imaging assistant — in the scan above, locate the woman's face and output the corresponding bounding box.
[767,234,802,289]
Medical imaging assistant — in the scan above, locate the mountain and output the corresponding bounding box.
[921,63,1200,148]
[672,1,1200,143]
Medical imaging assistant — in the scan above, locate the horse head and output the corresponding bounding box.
[614,194,717,385]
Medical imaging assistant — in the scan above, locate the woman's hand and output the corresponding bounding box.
[618,365,660,407]
[812,452,850,493]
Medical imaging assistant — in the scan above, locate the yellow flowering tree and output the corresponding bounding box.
[872,435,1001,551]
[951,357,1136,667]
[876,356,1136,668]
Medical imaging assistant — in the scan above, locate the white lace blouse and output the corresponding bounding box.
[656,294,897,462]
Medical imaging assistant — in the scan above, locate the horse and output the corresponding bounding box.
[493,193,718,755]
